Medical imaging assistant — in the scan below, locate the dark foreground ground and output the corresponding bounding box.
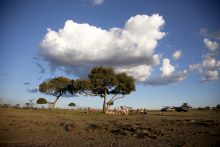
[0,108,220,147]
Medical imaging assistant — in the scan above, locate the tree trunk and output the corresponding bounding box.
[52,96,60,109]
[103,95,107,113]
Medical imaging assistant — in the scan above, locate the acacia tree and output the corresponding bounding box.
[39,77,72,109]
[68,102,76,109]
[37,98,47,108]
[88,66,135,112]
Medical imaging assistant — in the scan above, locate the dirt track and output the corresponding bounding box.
[0,108,220,147]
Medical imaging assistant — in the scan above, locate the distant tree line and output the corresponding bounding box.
[1,102,220,112]
[180,102,220,111]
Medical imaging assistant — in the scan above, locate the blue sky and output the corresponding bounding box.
[0,0,220,109]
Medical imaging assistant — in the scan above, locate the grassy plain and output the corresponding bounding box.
[0,108,220,147]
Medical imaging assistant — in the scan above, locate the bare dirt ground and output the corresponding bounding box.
[0,108,220,147]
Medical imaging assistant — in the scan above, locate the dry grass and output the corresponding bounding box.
[0,108,220,147]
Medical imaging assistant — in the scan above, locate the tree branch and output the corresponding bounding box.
[107,95,125,105]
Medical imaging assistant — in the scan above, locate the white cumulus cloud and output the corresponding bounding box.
[115,65,152,82]
[202,70,219,82]
[160,58,175,77]
[190,56,220,72]
[202,56,220,70]
[204,38,219,51]
[40,14,166,82]
[173,50,182,60]
[39,14,190,85]
[189,55,220,82]
[144,70,187,86]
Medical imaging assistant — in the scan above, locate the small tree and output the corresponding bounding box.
[37,98,47,108]
[216,104,220,110]
[68,102,76,109]
[25,102,30,108]
[39,77,72,109]
[88,66,135,112]
[181,102,191,110]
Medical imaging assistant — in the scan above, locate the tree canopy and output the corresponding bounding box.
[39,76,72,108]
[88,67,118,97]
[37,98,47,108]
[37,98,47,105]
[68,102,76,108]
[181,102,191,110]
[39,76,71,97]
[68,79,91,95]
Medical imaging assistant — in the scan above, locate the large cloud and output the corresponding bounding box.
[40,14,166,82]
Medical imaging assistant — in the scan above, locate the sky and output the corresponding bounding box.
[0,0,220,109]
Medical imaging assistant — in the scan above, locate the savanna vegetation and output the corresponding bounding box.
[0,66,220,147]
[39,66,135,112]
